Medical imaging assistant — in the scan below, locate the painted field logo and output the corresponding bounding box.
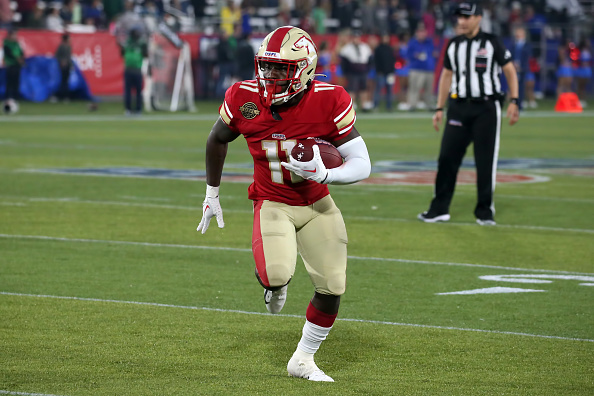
[25,158,593,185]
[363,170,547,185]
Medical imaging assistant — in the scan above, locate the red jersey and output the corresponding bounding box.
[219,80,356,206]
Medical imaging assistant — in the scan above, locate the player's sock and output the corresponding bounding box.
[296,303,337,354]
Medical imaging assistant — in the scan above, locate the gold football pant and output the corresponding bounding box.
[252,195,348,296]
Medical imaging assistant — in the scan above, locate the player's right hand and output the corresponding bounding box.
[197,186,225,234]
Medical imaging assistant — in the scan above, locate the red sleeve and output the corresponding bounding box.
[331,86,356,138]
[218,83,240,133]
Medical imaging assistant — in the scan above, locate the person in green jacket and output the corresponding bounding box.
[119,28,147,115]
[3,28,25,103]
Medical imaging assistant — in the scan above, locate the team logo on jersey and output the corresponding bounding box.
[271,133,286,140]
[239,102,261,119]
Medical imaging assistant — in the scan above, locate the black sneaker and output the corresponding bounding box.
[417,211,451,223]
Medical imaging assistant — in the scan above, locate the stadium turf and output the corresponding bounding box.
[0,101,592,395]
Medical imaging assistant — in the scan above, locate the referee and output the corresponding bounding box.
[418,1,519,226]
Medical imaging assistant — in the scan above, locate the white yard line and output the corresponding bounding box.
[1,291,592,343]
[0,111,593,123]
[0,391,67,396]
[346,186,594,204]
[2,196,593,234]
[0,233,592,276]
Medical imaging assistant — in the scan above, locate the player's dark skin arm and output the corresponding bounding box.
[205,114,360,315]
[204,117,240,187]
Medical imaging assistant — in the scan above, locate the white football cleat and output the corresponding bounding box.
[264,285,288,314]
[287,352,334,382]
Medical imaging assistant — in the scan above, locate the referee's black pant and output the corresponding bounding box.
[429,98,502,220]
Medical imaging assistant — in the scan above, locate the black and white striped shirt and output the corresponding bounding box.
[443,31,512,99]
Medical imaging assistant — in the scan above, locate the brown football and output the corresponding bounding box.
[290,138,343,169]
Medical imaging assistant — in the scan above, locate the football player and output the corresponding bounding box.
[197,26,371,382]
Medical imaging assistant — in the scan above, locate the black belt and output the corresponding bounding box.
[450,94,501,103]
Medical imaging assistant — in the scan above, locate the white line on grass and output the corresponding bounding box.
[1,234,592,276]
[0,390,68,396]
[2,196,593,234]
[1,291,592,343]
[0,111,593,123]
[349,186,594,204]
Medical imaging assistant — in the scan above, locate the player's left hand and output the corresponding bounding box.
[506,103,520,126]
[281,145,329,184]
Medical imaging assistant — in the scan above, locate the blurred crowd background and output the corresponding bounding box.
[1,0,593,110]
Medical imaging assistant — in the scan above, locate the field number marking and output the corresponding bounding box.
[438,274,594,295]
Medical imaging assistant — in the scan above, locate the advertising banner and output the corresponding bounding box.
[1,29,123,95]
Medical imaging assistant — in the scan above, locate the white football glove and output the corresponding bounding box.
[196,185,225,234]
[281,144,329,184]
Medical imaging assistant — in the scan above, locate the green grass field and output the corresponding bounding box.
[1,101,593,395]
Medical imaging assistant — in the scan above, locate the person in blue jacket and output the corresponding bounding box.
[405,23,436,110]
[512,26,533,110]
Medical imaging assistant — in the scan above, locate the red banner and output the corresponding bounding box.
[1,29,201,96]
[1,29,124,95]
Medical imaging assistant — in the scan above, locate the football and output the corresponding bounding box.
[291,138,343,169]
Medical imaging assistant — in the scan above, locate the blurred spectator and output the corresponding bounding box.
[311,0,329,35]
[235,30,255,81]
[2,28,24,103]
[0,0,12,29]
[276,1,291,26]
[360,0,375,35]
[574,39,592,107]
[421,2,435,37]
[556,39,573,97]
[220,0,240,36]
[339,30,373,111]
[54,33,73,102]
[240,4,254,36]
[389,0,409,36]
[28,5,46,29]
[141,1,160,33]
[395,30,410,110]
[365,34,379,107]
[215,29,237,98]
[508,1,523,27]
[115,1,147,44]
[83,0,107,28]
[333,29,350,88]
[373,34,396,111]
[315,40,332,83]
[61,0,83,25]
[293,0,314,32]
[512,25,535,110]
[479,1,493,33]
[375,0,390,36]
[46,6,64,32]
[119,28,148,115]
[16,0,36,27]
[336,0,355,31]
[103,0,125,24]
[524,4,546,56]
[405,23,435,110]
